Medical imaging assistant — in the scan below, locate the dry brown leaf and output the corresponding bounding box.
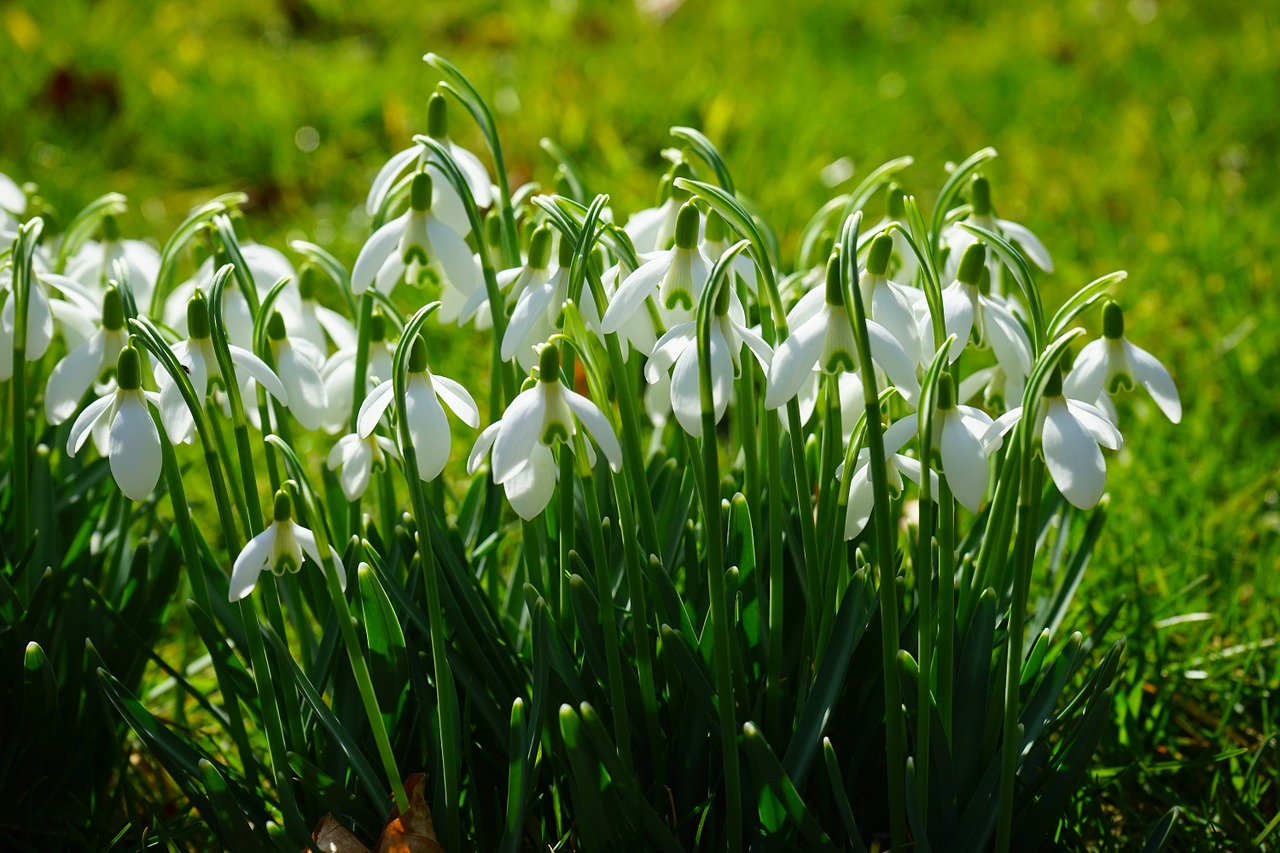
[311,813,371,853]
[374,773,445,853]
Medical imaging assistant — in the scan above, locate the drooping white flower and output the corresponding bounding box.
[699,210,758,296]
[841,416,938,540]
[327,432,399,501]
[365,92,491,231]
[864,184,919,284]
[601,201,711,348]
[932,374,998,513]
[154,291,287,443]
[352,173,481,312]
[319,310,395,434]
[983,369,1124,510]
[1064,300,1181,424]
[502,229,603,372]
[357,334,479,482]
[1,260,98,380]
[293,265,356,354]
[462,223,555,329]
[163,242,298,349]
[941,175,1053,288]
[265,310,328,431]
[469,344,622,520]
[765,252,920,411]
[859,233,923,366]
[66,345,163,502]
[66,215,160,308]
[644,287,772,437]
[229,489,344,601]
[45,286,130,425]
[623,161,697,253]
[921,242,1033,387]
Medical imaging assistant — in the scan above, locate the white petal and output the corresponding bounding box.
[733,319,774,369]
[428,217,481,296]
[982,298,1034,378]
[432,374,480,428]
[109,394,162,501]
[669,343,706,437]
[229,345,288,403]
[504,443,558,520]
[356,379,397,438]
[866,320,921,402]
[406,377,451,481]
[46,332,106,424]
[448,141,493,208]
[623,205,667,254]
[338,438,373,500]
[366,146,420,216]
[982,407,1022,452]
[313,304,358,350]
[1065,399,1124,451]
[294,523,346,592]
[1125,340,1181,423]
[562,388,622,471]
[230,526,276,601]
[646,323,695,384]
[276,342,329,430]
[1042,401,1106,510]
[843,462,875,540]
[600,254,671,334]
[467,422,501,475]
[491,386,546,484]
[67,393,115,456]
[352,214,408,294]
[881,416,918,457]
[327,433,362,470]
[997,219,1054,273]
[940,410,990,512]
[872,279,922,365]
[1063,338,1109,402]
[0,173,25,214]
[502,281,557,362]
[765,314,826,410]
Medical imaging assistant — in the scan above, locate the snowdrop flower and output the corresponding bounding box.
[293,265,357,354]
[155,291,287,443]
[365,92,491,233]
[1,173,27,251]
[0,261,96,380]
[1065,300,1181,423]
[66,215,160,307]
[327,432,399,501]
[860,233,923,365]
[357,334,479,482]
[502,231,603,372]
[958,363,1025,413]
[45,286,130,425]
[164,240,298,348]
[942,175,1053,287]
[468,344,622,520]
[320,310,395,433]
[842,416,937,540]
[765,252,920,411]
[983,368,1123,510]
[266,311,328,431]
[352,173,481,312]
[67,345,162,502]
[700,210,758,295]
[624,161,696,253]
[229,489,344,602]
[921,243,1032,387]
[932,374,998,513]
[865,184,919,284]
[601,202,711,345]
[463,223,555,329]
[644,284,772,437]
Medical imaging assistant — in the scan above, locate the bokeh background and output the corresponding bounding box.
[3,0,1277,846]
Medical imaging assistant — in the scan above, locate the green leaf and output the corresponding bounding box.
[741,722,837,850]
[1143,807,1181,853]
[670,126,735,195]
[822,739,868,853]
[199,759,266,850]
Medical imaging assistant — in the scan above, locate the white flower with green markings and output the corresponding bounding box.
[229,489,344,601]
[45,286,130,425]
[67,345,163,502]
[1065,300,1181,424]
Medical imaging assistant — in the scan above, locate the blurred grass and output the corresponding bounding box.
[3,0,1277,848]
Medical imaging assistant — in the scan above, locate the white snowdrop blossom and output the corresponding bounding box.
[468,344,622,520]
[229,490,344,602]
[319,311,395,433]
[463,223,554,329]
[502,229,603,372]
[700,210,758,295]
[865,184,919,284]
[932,374,999,513]
[66,345,163,502]
[45,286,130,425]
[983,370,1124,510]
[365,92,491,232]
[66,215,161,307]
[155,292,288,443]
[623,161,696,253]
[921,242,1033,386]
[644,289,772,437]
[266,311,329,431]
[293,266,357,354]
[860,233,924,366]
[1064,301,1181,423]
[164,242,299,348]
[765,253,920,411]
[327,432,399,501]
[357,336,479,482]
[0,172,25,251]
[601,201,711,347]
[842,417,938,540]
[942,175,1053,287]
[352,172,481,312]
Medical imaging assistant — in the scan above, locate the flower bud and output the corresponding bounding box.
[410,172,433,212]
[485,209,503,251]
[867,234,894,277]
[669,161,695,204]
[427,90,448,140]
[1102,300,1125,339]
[117,345,142,391]
[970,175,992,216]
[528,225,554,270]
[102,286,125,331]
[674,202,700,250]
[936,372,956,410]
[957,242,986,285]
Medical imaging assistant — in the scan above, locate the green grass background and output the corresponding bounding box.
[3,0,1277,847]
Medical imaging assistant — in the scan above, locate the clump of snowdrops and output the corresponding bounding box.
[0,54,1181,851]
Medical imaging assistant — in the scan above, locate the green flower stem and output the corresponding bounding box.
[840,213,907,849]
[206,401,251,538]
[10,220,41,545]
[937,476,957,741]
[814,372,844,656]
[348,293,375,535]
[962,447,1021,626]
[995,446,1044,853]
[572,437,635,775]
